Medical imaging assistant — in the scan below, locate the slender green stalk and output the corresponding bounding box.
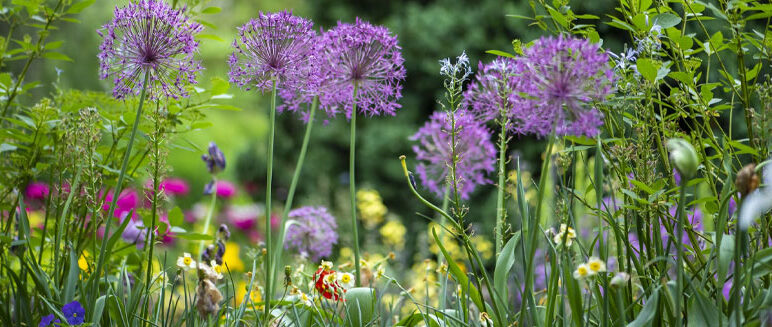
[93,70,150,292]
[264,80,278,322]
[495,119,508,256]
[674,180,687,325]
[271,97,318,293]
[198,180,218,258]
[350,84,362,287]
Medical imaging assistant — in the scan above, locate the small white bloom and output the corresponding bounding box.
[176,252,196,271]
[573,263,593,280]
[338,272,355,289]
[587,257,607,273]
[740,161,772,230]
[610,272,631,287]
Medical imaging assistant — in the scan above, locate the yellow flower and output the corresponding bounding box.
[78,250,90,272]
[375,265,386,280]
[222,242,244,271]
[338,272,355,289]
[379,220,406,250]
[320,260,333,270]
[471,235,494,261]
[27,210,44,230]
[553,224,576,247]
[357,189,387,229]
[573,263,593,280]
[176,252,196,271]
[587,257,606,273]
[235,281,262,307]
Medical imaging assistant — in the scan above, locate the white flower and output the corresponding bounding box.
[610,272,631,287]
[338,272,355,289]
[199,261,223,280]
[573,263,593,280]
[319,260,333,270]
[552,224,576,246]
[587,257,607,273]
[740,161,772,231]
[176,252,196,271]
[375,265,386,280]
[298,291,313,306]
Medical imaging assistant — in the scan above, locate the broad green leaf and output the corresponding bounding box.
[493,232,520,305]
[627,288,660,327]
[168,206,183,227]
[66,0,95,14]
[43,51,73,62]
[636,58,660,82]
[201,6,221,14]
[345,287,376,327]
[485,50,516,58]
[654,13,682,28]
[687,288,721,327]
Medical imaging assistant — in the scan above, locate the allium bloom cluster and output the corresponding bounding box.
[228,11,315,92]
[285,206,338,261]
[411,111,496,199]
[317,18,406,118]
[463,58,520,124]
[97,0,203,99]
[513,36,614,137]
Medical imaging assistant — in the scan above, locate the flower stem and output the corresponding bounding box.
[674,180,687,325]
[271,97,317,291]
[93,70,150,290]
[264,80,278,321]
[351,84,362,287]
[495,119,508,256]
[198,179,217,259]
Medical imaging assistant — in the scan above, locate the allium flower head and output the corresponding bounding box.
[98,0,203,99]
[285,206,338,261]
[317,18,406,118]
[228,11,316,92]
[514,35,614,137]
[411,111,496,199]
[62,300,85,325]
[463,57,520,125]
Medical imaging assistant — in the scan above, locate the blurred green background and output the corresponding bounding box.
[15,0,623,256]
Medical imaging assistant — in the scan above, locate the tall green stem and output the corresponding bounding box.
[494,119,508,256]
[198,180,217,258]
[93,71,150,289]
[674,181,687,325]
[271,97,318,290]
[264,80,278,322]
[350,84,362,287]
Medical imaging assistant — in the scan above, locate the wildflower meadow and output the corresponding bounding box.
[2,0,772,326]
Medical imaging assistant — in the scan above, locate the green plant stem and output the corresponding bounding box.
[143,107,162,324]
[271,97,317,292]
[93,70,150,293]
[264,80,278,322]
[350,84,362,287]
[495,119,508,256]
[674,180,688,325]
[198,179,218,258]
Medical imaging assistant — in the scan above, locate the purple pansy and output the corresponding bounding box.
[39,314,59,327]
[62,301,85,325]
[97,0,203,99]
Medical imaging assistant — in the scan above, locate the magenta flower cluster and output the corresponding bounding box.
[284,206,338,261]
[97,0,203,99]
[411,111,496,199]
[465,36,614,137]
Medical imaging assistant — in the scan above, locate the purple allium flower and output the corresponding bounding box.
[463,58,520,126]
[665,206,703,248]
[284,206,338,261]
[316,18,406,118]
[514,36,614,137]
[228,11,316,93]
[97,0,203,99]
[39,314,59,327]
[121,214,148,250]
[62,300,85,325]
[25,182,50,200]
[411,111,496,199]
[201,142,226,174]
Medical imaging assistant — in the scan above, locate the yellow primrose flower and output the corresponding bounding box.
[299,291,313,306]
[471,235,494,261]
[222,242,244,271]
[573,263,593,280]
[587,257,606,273]
[357,189,387,229]
[379,220,406,250]
[320,260,333,271]
[78,250,91,272]
[176,252,196,271]
[235,281,262,307]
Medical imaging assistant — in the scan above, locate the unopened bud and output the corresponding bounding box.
[667,138,699,179]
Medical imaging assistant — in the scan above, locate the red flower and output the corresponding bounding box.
[313,267,342,301]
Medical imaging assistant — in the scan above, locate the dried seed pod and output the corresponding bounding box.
[195,279,223,318]
[736,163,759,197]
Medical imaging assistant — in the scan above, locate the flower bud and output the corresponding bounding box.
[735,163,759,197]
[610,272,630,288]
[666,138,699,179]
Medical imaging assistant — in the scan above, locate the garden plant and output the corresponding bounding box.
[1,0,772,326]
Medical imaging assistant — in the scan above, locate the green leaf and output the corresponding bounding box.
[654,13,682,28]
[485,50,516,58]
[92,295,107,326]
[718,234,734,281]
[201,6,221,14]
[431,228,484,311]
[344,287,376,327]
[687,288,721,327]
[174,232,214,241]
[66,0,95,14]
[627,288,660,327]
[63,249,79,303]
[43,51,73,62]
[636,58,660,82]
[493,232,520,304]
[168,206,183,227]
[209,77,229,95]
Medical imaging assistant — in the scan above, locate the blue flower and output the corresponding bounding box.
[62,301,85,325]
[39,314,59,327]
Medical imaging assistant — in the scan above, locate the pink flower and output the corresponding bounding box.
[226,204,261,231]
[25,182,50,200]
[160,178,190,196]
[102,189,139,218]
[215,180,237,199]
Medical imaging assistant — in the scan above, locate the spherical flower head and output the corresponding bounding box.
[514,35,615,137]
[201,142,226,174]
[25,182,50,200]
[411,111,496,199]
[463,57,521,125]
[62,300,85,325]
[284,206,338,261]
[228,11,316,93]
[317,18,406,118]
[97,0,203,99]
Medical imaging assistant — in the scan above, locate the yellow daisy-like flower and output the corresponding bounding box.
[78,250,91,273]
[587,257,606,273]
[176,252,196,271]
[375,265,386,280]
[573,263,592,280]
[222,242,244,271]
